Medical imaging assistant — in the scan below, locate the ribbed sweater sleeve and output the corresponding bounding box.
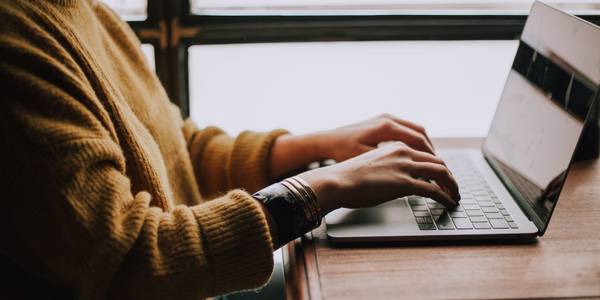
[182,120,288,199]
[0,5,275,298]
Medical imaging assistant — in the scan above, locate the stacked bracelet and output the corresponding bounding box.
[252,176,321,247]
[280,177,321,227]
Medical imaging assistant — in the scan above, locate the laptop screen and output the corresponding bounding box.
[482,2,600,235]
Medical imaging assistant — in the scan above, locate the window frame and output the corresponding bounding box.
[122,0,600,117]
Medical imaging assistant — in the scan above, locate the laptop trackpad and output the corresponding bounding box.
[325,198,415,236]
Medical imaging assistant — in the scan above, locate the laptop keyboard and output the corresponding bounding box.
[408,154,519,231]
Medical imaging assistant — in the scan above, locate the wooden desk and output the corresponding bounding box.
[283,138,600,300]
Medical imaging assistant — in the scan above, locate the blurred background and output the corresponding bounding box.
[102,0,600,137]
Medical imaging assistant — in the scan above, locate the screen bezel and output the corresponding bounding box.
[481,2,600,236]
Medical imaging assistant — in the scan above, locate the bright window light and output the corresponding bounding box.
[140,44,155,71]
[100,0,147,21]
[189,40,518,137]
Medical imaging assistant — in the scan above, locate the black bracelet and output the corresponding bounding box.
[253,181,321,248]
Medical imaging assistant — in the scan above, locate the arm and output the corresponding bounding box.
[269,133,325,180]
[181,120,288,198]
[0,30,273,299]
[269,114,436,180]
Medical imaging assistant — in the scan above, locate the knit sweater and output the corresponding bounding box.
[0,0,288,299]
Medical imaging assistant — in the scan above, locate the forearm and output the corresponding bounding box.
[184,119,289,195]
[269,133,328,180]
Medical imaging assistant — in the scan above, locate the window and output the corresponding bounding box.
[181,0,600,137]
[190,0,600,16]
[100,0,147,21]
[103,0,600,137]
[189,40,517,137]
[140,44,155,71]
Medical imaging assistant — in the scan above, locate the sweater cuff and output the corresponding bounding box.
[192,190,275,295]
[230,129,289,193]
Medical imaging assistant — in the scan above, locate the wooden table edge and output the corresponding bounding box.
[284,232,322,300]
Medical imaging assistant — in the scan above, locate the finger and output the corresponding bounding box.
[408,162,460,201]
[406,177,457,208]
[379,122,434,154]
[408,149,447,167]
[384,115,435,150]
[400,125,435,153]
[377,140,405,148]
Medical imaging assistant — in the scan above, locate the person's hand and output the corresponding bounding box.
[314,114,434,163]
[298,142,460,216]
[269,114,433,180]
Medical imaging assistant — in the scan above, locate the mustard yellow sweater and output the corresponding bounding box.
[0,1,287,299]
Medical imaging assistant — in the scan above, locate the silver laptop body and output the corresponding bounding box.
[326,1,600,243]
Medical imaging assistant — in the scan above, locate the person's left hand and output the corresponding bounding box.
[270,114,435,180]
[313,114,434,163]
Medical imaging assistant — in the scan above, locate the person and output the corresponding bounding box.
[0,1,460,299]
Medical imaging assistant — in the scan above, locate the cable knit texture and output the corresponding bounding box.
[0,0,288,299]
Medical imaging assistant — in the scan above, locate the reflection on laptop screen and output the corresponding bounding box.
[483,44,597,230]
[482,3,600,233]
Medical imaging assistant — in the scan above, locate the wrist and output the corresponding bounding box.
[270,133,328,180]
[253,180,321,248]
[297,166,342,217]
[290,132,332,162]
[308,130,335,161]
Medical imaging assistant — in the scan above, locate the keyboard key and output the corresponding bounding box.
[485,212,504,219]
[408,197,425,205]
[415,216,434,224]
[473,222,492,229]
[490,219,509,229]
[466,209,484,216]
[449,211,467,218]
[430,208,444,216]
[435,214,455,230]
[478,201,495,207]
[500,209,510,216]
[481,206,499,213]
[412,205,428,211]
[413,211,430,217]
[459,199,476,204]
[469,216,488,223]
[462,204,479,210]
[508,221,519,229]
[427,202,445,209]
[418,223,436,230]
[496,204,505,209]
[453,218,473,230]
[477,196,493,202]
[505,216,514,222]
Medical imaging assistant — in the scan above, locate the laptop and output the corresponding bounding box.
[325,1,600,243]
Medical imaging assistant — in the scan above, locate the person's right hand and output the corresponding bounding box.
[298,142,460,217]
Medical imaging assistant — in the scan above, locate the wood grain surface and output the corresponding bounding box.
[284,138,600,300]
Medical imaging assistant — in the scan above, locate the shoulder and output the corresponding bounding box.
[0,1,73,60]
